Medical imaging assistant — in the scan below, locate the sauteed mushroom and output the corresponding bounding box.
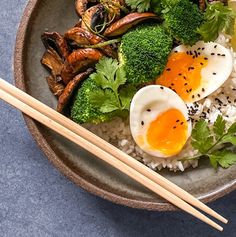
[41,32,70,60]
[65,27,117,58]
[101,0,126,22]
[61,48,103,84]
[75,0,99,17]
[81,4,106,32]
[57,68,94,113]
[41,48,64,82]
[46,76,65,97]
[104,12,160,37]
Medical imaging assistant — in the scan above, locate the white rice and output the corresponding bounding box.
[84,34,236,172]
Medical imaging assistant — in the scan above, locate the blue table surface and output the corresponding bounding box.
[0,1,236,236]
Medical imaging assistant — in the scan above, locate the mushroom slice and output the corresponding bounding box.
[46,75,65,97]
[198,0,206,10]
[41,32,70,60]
[57,68,94,113]
[75,0,99,17]
[65,27,117,58]
[41,48,64,82]
[104,12,160,37]
[74,19,83,28]
[61,48,103,84]
[81,4,106,32]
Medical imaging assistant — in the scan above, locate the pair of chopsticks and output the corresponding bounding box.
[0,78,227,231]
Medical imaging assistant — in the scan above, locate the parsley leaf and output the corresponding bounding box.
[125,0,152,12]
[213,115,226,139]
[89,57,136,116]
[198,2,236,42]
[210,150,236,169]
[119,85,137,110]
[190,115,236,169]
[228,122,236,134]
[191,119,214,154]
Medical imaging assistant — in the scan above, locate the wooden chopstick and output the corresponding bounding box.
[0,81,224,231]
[0,79,227,225]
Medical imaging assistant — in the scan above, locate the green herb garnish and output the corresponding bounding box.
[197,1,236,42]
[125,0,152,12]
[188,115,236,169]
[89,57,136,116]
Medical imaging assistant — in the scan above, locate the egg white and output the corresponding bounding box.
[130,85,192,158]
[174,41,233,103]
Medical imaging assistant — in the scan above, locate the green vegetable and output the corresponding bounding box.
[188,115,236,169]
[124,0,177,14]
[125,0,152,12]
[89,57,136,117]
[119,24,173,85]
[71,77,114,124]
[197,2,236,42]
[163,0,204,45]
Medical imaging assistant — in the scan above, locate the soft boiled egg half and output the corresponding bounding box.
[130,85,192,158]
[156,41,233,103]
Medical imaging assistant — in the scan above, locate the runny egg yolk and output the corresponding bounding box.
[156,52,208,102]
[146,108,188,156]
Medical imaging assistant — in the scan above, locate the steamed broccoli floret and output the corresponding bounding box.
[71,78,112,124]
[163,0,204,45]
[119,24,173,85]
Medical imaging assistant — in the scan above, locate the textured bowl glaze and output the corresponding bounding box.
[14,0,236,211]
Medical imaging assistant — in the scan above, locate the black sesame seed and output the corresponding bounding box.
[173,126,176,129]
[202,48,205,50]
[160,86,164,90]
[166,68,171,71]
[217,53,221,56]
[197,47,201,50]
[200,62,204,65]
[192,95,195,99]
[213,72,217,75]
[233,88,236,91]
[176,120,180,122]
[141,121,144,126]
[211,53,215,55]
[234,99,236,103]
[197,94,201,97]
[198,52,201,55]
[186,51,189,55]
[193,56,195,59]
[221,54,226,57]
[214,45,217,48]
[174,50,178,53]
[202,88,205,92]
[171,83,174,86]
[184,83,188,86]
[178,73,182,76]
[183,76,186,80]
[147,109,151,112]
[189,88,192,92]
[181,122,184,125]
[227,96,230,100]
[204,57,208,60]
[190,51,193,55]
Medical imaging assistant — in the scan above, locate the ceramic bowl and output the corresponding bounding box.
[14,0,236,211]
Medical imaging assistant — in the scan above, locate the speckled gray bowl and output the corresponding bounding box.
[14,0,236,211]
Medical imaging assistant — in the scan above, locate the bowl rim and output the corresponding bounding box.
[14,0,236,211]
